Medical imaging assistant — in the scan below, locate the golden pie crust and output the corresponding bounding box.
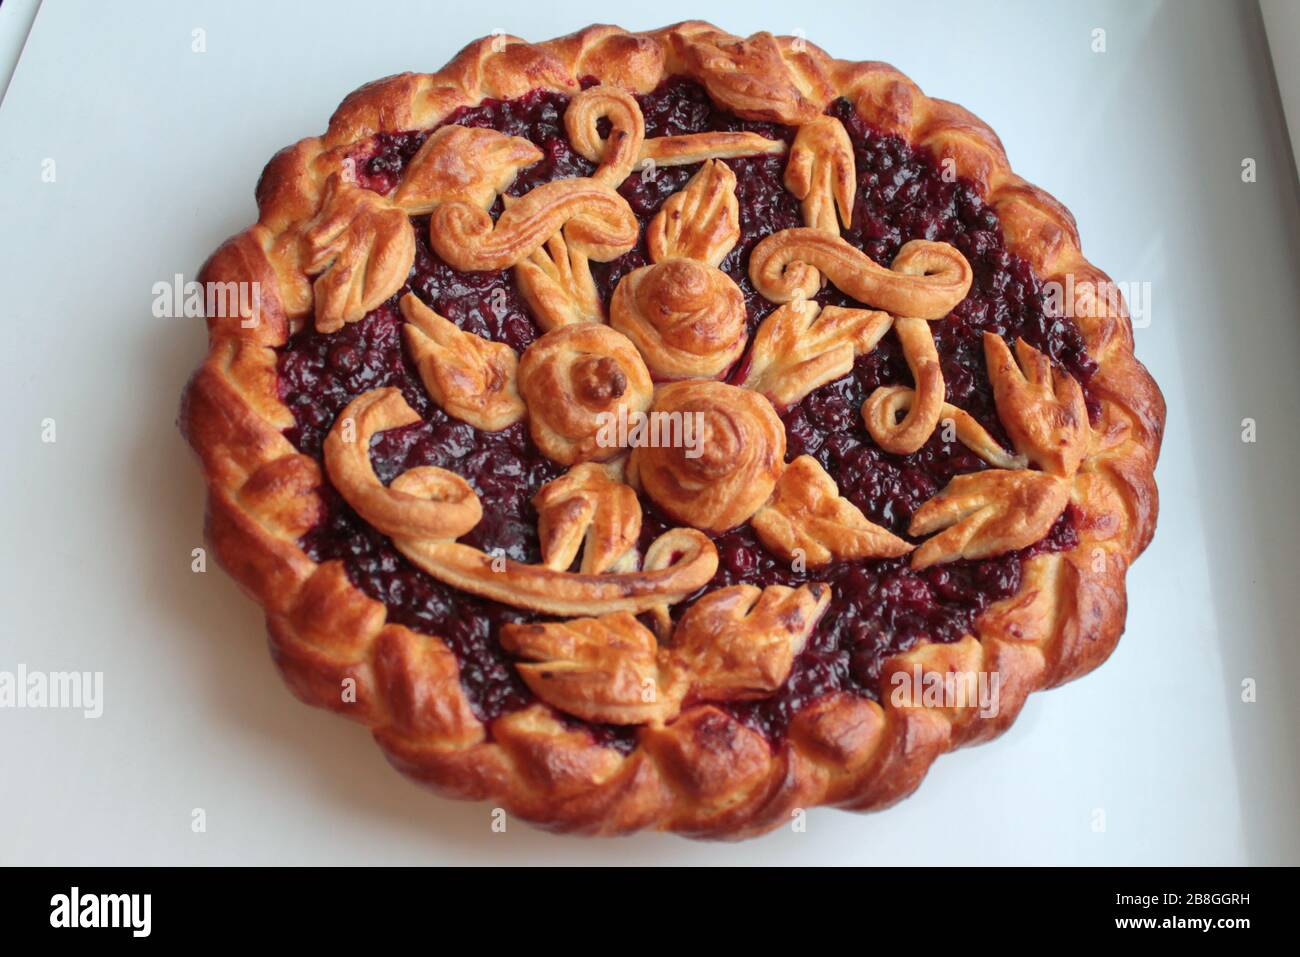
[179,22,1164,839]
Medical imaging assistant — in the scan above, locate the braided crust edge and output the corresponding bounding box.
[178,21,1164,840]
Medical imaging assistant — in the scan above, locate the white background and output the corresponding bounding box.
[1,0,1297,866]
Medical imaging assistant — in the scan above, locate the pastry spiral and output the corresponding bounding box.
[428,177,638,271]
[628,381,785,533]
[748,229,972,317]
[563,85,646,187]
[517,324,653,465]
[610,258,747,380]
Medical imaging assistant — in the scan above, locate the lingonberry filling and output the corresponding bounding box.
[280,78,1093,748]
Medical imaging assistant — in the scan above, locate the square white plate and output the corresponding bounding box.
[1,0,1297,865]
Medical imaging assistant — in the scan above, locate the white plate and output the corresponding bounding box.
[2,0,1297,865]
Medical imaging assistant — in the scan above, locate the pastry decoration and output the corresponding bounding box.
[668,583,831,701]
[428,177,638,271]
[752,455,912,564]
[303,174,415,333]
[740,300,892,409]
[513,227,606,331]
[534,461,641,574]
[391,125,542,213]
[610,162,747,380]
[498,580,830,725]
[517,323,653,465]
[909,468,1071,569]
[644,159,740,266]
[564,84,784,188]
[784,115,855,234]
[322,389,716,616]
[984,333,1089,476]
[861,316,944,454]
[610,259,747,381]
[907,336,1089,568]
[499,613,681,725]
[749,229,972,315]
[399,294,525,431]
[627,381,785,534]
[323,389,482,541]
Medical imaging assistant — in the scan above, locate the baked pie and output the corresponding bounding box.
[180,22,1164,839]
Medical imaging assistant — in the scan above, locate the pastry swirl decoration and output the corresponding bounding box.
[428,177,638,271]
[322,388,482,541]
[517,324,653,465]
[748,229,973,317]
[564,85,785,183]
[563,85,646,187]
[392,526,718,617]
[610,258,747,381]
[628,381,786,534]
[863,388,1027,470]
[322,389,716,616]
[862,316,945,454]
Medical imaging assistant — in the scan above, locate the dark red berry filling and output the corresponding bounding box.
[280,78,1093,749]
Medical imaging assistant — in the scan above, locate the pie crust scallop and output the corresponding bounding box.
[181,22,1165,839]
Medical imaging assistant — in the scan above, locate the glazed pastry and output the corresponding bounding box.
[181,24,1164,839]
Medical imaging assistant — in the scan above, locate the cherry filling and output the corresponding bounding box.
[280,79,1093,746]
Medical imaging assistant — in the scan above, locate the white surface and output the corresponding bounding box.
[1,0,1298,866]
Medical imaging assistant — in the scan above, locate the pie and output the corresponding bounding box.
[180,22,1164,839]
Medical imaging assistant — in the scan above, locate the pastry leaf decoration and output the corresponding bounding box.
[512,224,606,332]
[784,115,855,234]
[499,613,683,725]
[985,333,1089,476]
[645,159,741,267]
[534,462,642,575]
[741,301,892,409]
[752,455,912,565]
[668,583,832,700]
[908,468,1070,569]
[392,125,541,213]
[399,294,525,432]
[303,175,415,333]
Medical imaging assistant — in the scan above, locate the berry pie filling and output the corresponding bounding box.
[278,78,1094,746]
